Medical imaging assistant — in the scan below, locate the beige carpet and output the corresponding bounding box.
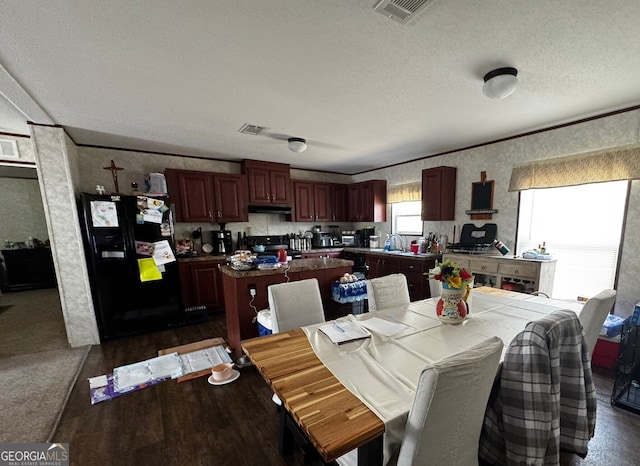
[0,288,89,442]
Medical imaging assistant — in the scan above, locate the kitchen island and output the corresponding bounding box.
[220,257,354,355]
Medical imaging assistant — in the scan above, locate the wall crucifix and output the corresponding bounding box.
[103,159,124,194]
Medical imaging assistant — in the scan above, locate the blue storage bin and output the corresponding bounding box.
[601,314,625,337]
[257,309,273,336]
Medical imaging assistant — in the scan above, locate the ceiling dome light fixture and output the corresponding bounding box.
[482,67,518,99]
[288,137,307,153]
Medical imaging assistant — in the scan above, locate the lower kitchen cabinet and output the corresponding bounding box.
[301,251,342,259]
[443,253,557,296]
[178,258,226,314]
[364,253,438,301]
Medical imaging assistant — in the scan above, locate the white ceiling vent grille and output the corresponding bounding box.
[238,123,265,136]
[373,0,434,24]
[0,139,19,159]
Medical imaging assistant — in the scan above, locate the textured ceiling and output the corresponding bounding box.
[1,1,640,174]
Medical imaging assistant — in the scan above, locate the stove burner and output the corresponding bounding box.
[451,243,494,254]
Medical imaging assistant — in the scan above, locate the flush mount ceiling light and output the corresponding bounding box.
[482,67,518,99]
[288,137,307,153]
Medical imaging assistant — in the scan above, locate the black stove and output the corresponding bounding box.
[245,235,302,259]
[452,223,497,254]
[450,245,494,254]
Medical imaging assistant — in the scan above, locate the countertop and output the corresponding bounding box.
[177,254,228,262]
[343,247,442,261]
[219,257,354,278]
[177,247,442,263]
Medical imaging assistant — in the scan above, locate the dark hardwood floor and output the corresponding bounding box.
[53,311,640,466]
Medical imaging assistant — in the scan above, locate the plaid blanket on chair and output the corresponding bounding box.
[479,310,596,465]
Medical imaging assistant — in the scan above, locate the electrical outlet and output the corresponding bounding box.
[249,287,256,297]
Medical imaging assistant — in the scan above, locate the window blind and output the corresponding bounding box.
[516,182,626,299]
[509,144,640,191]
[387,182,421,203]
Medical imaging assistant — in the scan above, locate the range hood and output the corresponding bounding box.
[248,205,292,215]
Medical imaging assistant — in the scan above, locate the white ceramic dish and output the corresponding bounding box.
[207,370,240,386]
[202,243,213,253]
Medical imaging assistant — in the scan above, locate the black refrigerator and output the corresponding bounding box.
[78,192,184,340]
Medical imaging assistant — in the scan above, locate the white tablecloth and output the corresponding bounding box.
[302,291,583,464]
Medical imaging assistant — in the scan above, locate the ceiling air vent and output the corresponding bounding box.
[0,139,19,159]
[238,123,265,136]
[373,0,434,24]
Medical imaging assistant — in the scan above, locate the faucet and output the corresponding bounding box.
[389,234,405,251]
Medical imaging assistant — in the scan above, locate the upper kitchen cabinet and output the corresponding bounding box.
[293,181,331,222]
[422,166,456,221]
[348,180,387,222]
[331,183,349,222]
[241,160,292,206]
[212,174,248,222]
[165,169,248,223]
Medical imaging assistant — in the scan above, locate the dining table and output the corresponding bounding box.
[241,286,584,466]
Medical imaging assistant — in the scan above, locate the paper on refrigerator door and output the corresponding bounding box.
[138,258,162,282]
[90,200,119,227]
[136,196,166,224]
[152,240,176,265]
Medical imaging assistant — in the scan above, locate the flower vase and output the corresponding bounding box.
[436,282,472,324]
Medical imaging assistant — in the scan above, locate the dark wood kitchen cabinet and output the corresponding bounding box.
[178,258,226,312]
[348,180,387,222]
[241,159,292,206]
[331,183,349,222]
[422,166,456,221]
[165,169,248,223]
[293,181,331,222]
[364,253,438,301]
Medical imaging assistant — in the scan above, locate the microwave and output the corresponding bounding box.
[341,235,356,246]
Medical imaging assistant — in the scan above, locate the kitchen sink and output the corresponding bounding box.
[367,248,433,257]
[381,250,415,256]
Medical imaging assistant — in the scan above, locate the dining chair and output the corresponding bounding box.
[267,278,326,408]
[428,267,442,298]
[336,336,503,466]
[578,289,617,356]
[480,309,596,465]
[267,278,326,333]
[394,336,503,466]
[366,273,411,313]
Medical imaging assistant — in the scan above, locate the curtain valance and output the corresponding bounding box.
[387,182,421,203]
[508,144,640,191]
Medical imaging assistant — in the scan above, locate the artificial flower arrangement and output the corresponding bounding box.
[428,259,474,289]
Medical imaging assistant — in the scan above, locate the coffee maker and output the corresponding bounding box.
[356,227,375,248]
[212,230,232,254]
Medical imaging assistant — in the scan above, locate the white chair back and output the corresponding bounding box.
[366,273,411,313]
[395,336,503,466]
[428,267,442,298]
[267,278,325,333]
[579,289,617,355]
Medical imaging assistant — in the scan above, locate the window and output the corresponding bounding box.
[516,181,627,300]
[392,201,422,235]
